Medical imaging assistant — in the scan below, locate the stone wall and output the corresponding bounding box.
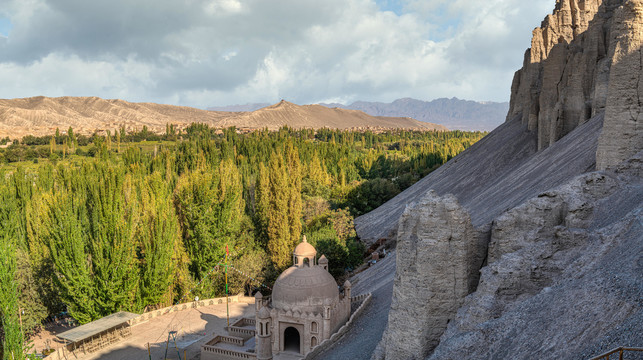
[201,335,256,360]
[128,294,251,327]
[330,297,351,335]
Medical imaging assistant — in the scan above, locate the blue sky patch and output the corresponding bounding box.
[0,17,13,37]
[375,0,404,16]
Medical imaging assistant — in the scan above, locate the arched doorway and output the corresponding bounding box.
[283,327,300,353]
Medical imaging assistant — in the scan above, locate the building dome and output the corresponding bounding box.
[272,266,339,313]
[293,235,316,257]
[257,305,271,319]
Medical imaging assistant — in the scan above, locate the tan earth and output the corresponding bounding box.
[0,97,447,139]
[33,300,255,360]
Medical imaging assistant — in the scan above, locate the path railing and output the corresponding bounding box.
[589,347,643,360]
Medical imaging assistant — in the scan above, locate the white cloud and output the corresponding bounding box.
[0,0,553,107]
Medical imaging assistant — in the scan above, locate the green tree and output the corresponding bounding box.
[264,151,293,270]
[135,173,182,308]
[0,216,26,359]
[174,159,244,282]
[44,164,139,323]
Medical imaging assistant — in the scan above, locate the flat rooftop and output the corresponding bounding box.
[57,312,139,343]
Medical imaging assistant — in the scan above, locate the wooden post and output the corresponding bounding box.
[18,307,24,338]
[225,244,230,327]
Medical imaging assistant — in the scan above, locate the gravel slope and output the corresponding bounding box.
[310,252,396,360]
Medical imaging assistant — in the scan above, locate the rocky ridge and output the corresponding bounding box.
[209,98,509,131]
[322,98,509,131]
[0,97,445,139]
[365,0,642,359]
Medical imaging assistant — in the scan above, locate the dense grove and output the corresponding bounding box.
[0,124,485,358]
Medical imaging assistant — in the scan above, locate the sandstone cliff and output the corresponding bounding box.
[507,0,643,167]
[428,152,642,359]
[373,192,485,360]
[365,1,643,359]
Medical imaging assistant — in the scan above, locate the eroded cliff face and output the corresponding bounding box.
[508,0,642,163]
[371,1,643,359]
[596,0,643,169]
[508,0,613,149]
[428,152,643,359]
[372,192,487,360]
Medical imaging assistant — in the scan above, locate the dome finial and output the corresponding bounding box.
[302,235,307,243]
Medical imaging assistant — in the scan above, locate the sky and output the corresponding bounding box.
[0,0,553,108]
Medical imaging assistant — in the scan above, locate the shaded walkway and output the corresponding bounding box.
[310,251,396,360]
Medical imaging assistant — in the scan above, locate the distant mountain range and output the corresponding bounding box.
[0,97,445,139]
[209,98,509,131]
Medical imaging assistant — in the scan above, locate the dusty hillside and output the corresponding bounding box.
[209,97,508,131]
[0,96,228,138]
[0,97,445,139]
[341,0,643,359]
[213,100,447,131]
[323,98,509,131]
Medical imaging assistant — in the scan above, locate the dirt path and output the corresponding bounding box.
[310,251,396,360]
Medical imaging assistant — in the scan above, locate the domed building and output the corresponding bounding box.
[255,236,351,359]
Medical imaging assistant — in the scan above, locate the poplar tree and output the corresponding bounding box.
[174,159,244,281]
[136,173,180,308]
[285,143,302,251]
[0,205,25,360]
[45,164,139,323]
[266,151,291,269]
[255,163,270,246]
[85,166,138,315]
[44,189,98,323]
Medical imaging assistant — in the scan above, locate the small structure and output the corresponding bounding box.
[57,311,138,355]
[201,236,351,360]
[255,236,351,359]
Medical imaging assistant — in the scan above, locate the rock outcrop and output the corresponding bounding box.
[372,192,486,360]
[596,0,643,169]
[428,152,643,359]
[364,1,643,359]
[508,0,643,163]
[507,0,617,150]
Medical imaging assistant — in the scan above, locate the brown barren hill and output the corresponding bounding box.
[0,97,446,138]
[215,100,447,131]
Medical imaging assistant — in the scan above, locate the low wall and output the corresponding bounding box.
[227,326,255,340]
[350,293,370,303]
[201,335,256,360]
[205,334,246,347]
[201,344,257,360]
[304,293,373,359]
[128,294,253,326]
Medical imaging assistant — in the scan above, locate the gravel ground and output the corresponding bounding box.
[310,252,396,360]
